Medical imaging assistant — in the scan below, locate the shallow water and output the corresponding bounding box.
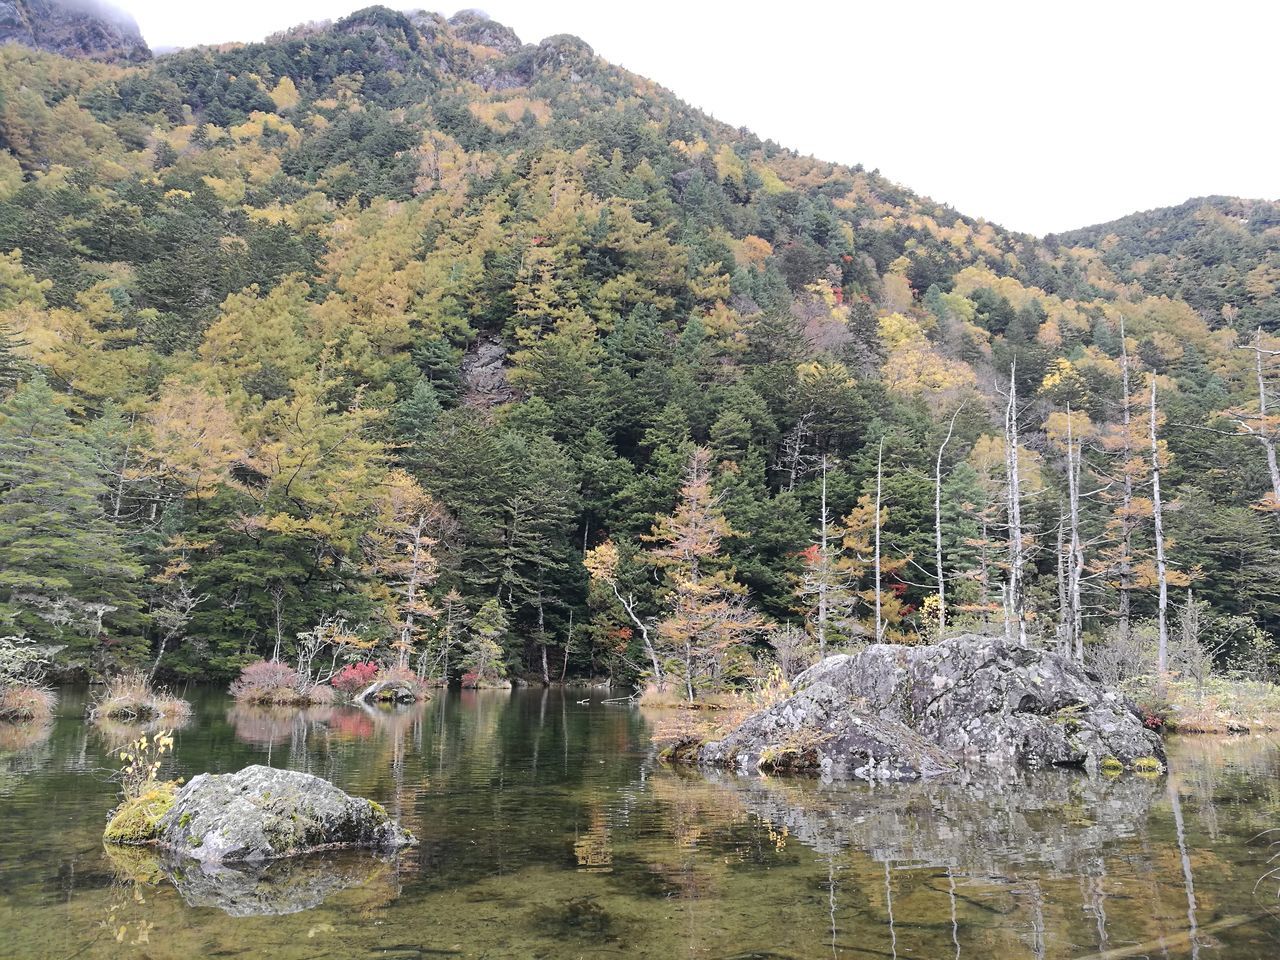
[1,688,1279,959]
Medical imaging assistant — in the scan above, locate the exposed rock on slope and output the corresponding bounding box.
[0,0,149,61]
[698,635,1165,779]
[119,765,415,862]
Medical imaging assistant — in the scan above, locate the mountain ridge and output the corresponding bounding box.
[0,4,1278,682]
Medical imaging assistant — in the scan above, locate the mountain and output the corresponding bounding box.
[1052,196,1280,329]
[0,6,1277,684]
[0,0,149,61]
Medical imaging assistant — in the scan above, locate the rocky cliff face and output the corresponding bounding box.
[0,0,149,61]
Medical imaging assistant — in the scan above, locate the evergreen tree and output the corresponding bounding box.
[0,376,145,670]
[464,598,509,686]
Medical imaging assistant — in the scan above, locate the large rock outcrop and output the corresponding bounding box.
[0,0,150,61]
[148,765,414,863]
[698,635,1165,779]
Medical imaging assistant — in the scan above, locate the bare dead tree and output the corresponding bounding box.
[1002,361,1027,644]
[1149,376,1170,672]
[933,402,966,638]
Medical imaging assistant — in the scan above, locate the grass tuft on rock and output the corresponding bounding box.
[0,684,56,722]
[104,781,178,845]
[89,673,191,725]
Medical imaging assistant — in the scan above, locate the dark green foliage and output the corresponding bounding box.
[0,376,144,670]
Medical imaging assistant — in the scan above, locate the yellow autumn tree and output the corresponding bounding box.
[646,447,765,701]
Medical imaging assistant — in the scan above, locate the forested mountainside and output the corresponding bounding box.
[0,5,1278,687]
[1052,196,1280,330]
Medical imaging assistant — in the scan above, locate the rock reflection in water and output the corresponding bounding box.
[696,766,1162,874]
[637,762,1232,959]
[105,844,405,917]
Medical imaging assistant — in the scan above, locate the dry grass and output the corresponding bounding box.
[645,668,794,756]
[0,684,56,722]
[89,673,192,724]
[1124,675,1280,733]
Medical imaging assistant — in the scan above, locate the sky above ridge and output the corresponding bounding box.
[122,0,1279,236]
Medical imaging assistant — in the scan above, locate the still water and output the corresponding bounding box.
[1,687,1279,959]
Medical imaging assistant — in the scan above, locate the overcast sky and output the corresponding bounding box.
[122,0,1278,236]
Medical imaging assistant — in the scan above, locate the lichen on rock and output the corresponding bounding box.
[698,634,1166,780]
[105,765,415,863]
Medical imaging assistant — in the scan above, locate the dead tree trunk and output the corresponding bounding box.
[1004,362,1027,644]
[1117,317,1135,645]
[934,403,964,640]
[1149,376,1170,672]
[874,437,885,642]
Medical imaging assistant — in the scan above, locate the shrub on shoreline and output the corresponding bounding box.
[332,661,380,697]
[229,660,334,706]
[89,673,191,724]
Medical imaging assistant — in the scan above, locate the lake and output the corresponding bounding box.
[1,687,1278,959]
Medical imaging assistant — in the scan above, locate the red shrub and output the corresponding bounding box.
[332,661,380,696]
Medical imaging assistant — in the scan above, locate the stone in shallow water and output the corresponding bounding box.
[698,634,1166,779]
[154,764,415,863]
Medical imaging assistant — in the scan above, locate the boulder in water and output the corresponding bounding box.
[698,635,1165,779]
[131,765,414,862]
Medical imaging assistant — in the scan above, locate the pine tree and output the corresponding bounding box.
[464,598,509,686]
[0,376,144,669]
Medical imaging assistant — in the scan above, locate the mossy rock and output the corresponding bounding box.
[1133,755,1164,773]
[657,739,701,764]
[102,842,166,884]
[104,782,179,845]
[758,745,821,774]
[1100,755,1124,773]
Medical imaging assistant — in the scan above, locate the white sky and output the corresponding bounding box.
[122,0,1279,236]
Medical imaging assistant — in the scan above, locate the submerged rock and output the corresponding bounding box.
[140,765,414,862]
[698,635,1165,779]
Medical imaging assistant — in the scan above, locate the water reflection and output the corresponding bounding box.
[104,844,406,917]
[627,741,1280,959]
[0,719,53,796]
[1,689,1279,959]
[227,702,339,747]
[688,766,1163,871]
[90,713,193,749]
